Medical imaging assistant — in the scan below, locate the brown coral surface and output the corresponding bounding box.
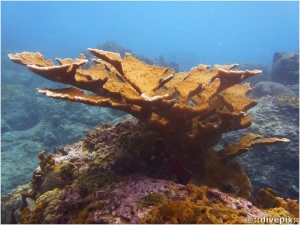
[8,50,289,200]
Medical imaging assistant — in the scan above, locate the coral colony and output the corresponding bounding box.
[7,49,296,224]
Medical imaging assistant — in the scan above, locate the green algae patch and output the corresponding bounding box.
[73,164,123,196]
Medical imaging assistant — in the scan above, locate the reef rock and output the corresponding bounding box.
[2,170,297,224]
[271,52,299,85]
[1,118,298,224]
[251,81,295,98]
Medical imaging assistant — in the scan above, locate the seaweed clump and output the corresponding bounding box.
[73,164,122,197]
[139,192,168,207]
[141,184,249,224]
[274,94,299,109]
[20,188,65,224]
[254,188,299,219]
[32,151,71,196]
[254,188,280,209]
[142,184,299,224]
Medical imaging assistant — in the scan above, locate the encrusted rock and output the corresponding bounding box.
[271,52,299,85]
[251,81,295,98]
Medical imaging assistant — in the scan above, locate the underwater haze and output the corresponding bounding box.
[2,1,299,69]
[1,2,300,223]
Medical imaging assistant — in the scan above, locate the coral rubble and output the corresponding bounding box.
[8,49,289,200]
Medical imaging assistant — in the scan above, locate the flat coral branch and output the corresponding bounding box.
[8,52,53,67]
[218,83,258,112]
[8,50,260,127]
[218,133,290,162]
[37,87,152,121]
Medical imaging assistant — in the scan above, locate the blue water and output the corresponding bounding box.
[2,1,299,69]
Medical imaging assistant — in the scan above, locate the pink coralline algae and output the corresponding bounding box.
[55,176,189,224]
[53,176,266,224]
